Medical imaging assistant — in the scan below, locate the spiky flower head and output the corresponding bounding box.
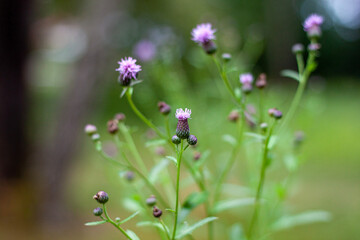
[191,23,216,44]
[175,108,191,139]
[93,207,103,216]
[240,73,254,84]
[304,14,324,32]
[116,57,142,86]
[187,135,198,146]
[304,14,324,38]
[172,135,181,144]
[191,23,217,54]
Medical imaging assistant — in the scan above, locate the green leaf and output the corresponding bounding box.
[165,208,175,213]
[183,191,209,210]
[307,61,318,73]
[149,159,170,183]
[234,88,242,100]
[145,139,167,147]
[244,132,265,141]
[166,156,177,166]
[130,79,143,87]
[222,134,237,146]
[119,211,140,225]
[176,217,218,239]
[212,198,255,214]
[284,154,298,172]
[137,221,165,232]
[271,210,332,231]
[268,135,278,149]
[281,69,300,82]
[84,220,107,226]
[95,141,102,151]
[126,230,140,240]
[123,198,142,212]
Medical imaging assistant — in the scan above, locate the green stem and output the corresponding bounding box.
[160,218,171,240]
[118,123,148,174]
[248,121,276,239]
[126,90,167,139]
[259,89,264,124]
[172,140,184,240]
[165,116,171,139]
[211,55,238,104]
[103,204,133,240]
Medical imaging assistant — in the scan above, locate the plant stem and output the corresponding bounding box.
[164,115,171,139]
[103,204,133,240]
[248,121,276,239]
[160,218,171,240]
[172,140,184,240]
[118,123,148,174]
[126,90,167,140]
[259,89,264,124]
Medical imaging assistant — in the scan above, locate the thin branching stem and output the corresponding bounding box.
[102,204,133,240]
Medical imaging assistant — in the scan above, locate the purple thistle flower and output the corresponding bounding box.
[303,14,324,32]
[240,73,254,85]
[191,23,216,45]
[116,57,142,86]
[175,108,191,139]
[134,40,156,62]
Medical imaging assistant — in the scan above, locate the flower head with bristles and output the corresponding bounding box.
[239,73,254,84]
[303,14,324,32]
[191,23,216,45]
[175,108,191,139]
[116,57,142,86]
[175,108,191,120]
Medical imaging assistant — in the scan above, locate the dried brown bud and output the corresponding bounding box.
[228,110,240,122]
[256,73,267,89]
[153,206,162,218]
[193,152,201,161]
[107,119,119,134]
[158,101,171,115]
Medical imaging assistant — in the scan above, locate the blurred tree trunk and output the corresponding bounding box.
[263,0,299,76]
[32,0,119,225]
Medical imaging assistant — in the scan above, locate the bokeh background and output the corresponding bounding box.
[1,0,359,239]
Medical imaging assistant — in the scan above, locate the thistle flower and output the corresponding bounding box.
[303,14,324,38]
[134,40,156,62]
[116,57,142,86]
[308,43,321,52]
[228,110,240,122]
[240,73,254,84]
[172,135,181,145]
[93,191,109,204]
[191,23,217,54]
[268,108,283,119]
[175,108,191,139]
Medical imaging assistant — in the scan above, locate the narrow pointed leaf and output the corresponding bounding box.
[84,220,107,226]
[176,217,218,239]
[212,198,255,214]
[119,211,140,225]
[222,134,237,146]
[149,159,170,183]
[145,139,167,147]
[281,70,300,82]
[166,156,177,166]
[126,230,140,240]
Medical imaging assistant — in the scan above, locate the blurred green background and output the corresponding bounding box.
[0,0,359,239]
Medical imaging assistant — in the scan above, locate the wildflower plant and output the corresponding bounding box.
[84,13,330,240]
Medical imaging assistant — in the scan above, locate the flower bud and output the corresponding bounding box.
[202,40,217,55]
[91,133,100,141]
[114,113,126,122]
[268,108,283,119]
[115,217,121,222]
[256,73,267,89]
[107,119,119,134]
[242,83,253,94]
[146,195,157,207]
[93,207,103,216]
[308,43,321,52]
[153,206,162,218]
[158,101,171,115]
[260,122,268,132]
[292,43,304,54]
[93,191,109,204]
[187,135,198,146]
[172,135,181,145]
[155,146,166,156]
[85,124,97,135]
[125,171,135,182]
[228,110,240,122]
[222,53,232,62]
[294,131,305,146]
[193,151,201,161]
